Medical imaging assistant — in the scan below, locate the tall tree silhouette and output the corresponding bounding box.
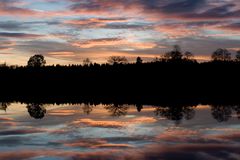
[27,55,46,67]
[107,56,128,65]
[211,49,231,61]
[83,58,92,66]
[183,51,195,61]
[163,45,183,61]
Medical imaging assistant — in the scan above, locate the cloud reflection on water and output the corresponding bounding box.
[0,103,240,160]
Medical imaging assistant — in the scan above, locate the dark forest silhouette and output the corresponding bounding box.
[0,46,240,104]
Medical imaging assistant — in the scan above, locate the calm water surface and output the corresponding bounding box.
[0,103,240,160]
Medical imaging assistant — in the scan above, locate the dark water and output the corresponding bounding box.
[0,103,240,160]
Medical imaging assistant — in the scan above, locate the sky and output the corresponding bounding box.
[0,0,240,65]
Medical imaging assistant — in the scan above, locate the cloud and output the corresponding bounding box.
[0,21,29,31]
[63,138,133,148]
[0,117,14,121]
[47,52,76,58]
[72,118,126,128]
[0,32,44,39]
[0,21,61,31]
[0,41,15,51]
[208,133,240,142]
[218,22,240,32]
[227,48,240,51]
[64,17,129,28]
[0,143,239,160]
[71,116,157,128]
[155,23,199,39]
[0,1,38,16]
[71,38,157,49]
[48,109,78,116]
[0,128,46,136]
[68,0,240,21]
[71,38,124,48]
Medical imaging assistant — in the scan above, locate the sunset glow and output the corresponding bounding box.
[0,0,240,65]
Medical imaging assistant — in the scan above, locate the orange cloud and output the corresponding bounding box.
[72,116,156,128]
[72,119,125,128]
[227,48,240,51]
[48,109,78,116]
[63,138,133,149]
[0,117,14,121]
[71,38,157,50]
[48,52,76,58]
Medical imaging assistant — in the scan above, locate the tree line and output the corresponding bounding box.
[0,45,240,99]
[1,45,240,68]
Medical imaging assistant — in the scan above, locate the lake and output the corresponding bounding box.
[0,103,239,160]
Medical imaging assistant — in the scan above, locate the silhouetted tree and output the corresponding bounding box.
[105,104,129,117]
[83,58,92,66]
[107,56,128,65]
[162,52,171,61]
[211,105,232,122]
[236,50,240,62]
[27,55,46,67]
[26,103,46,119]
[152,57,161,62]
[0,62,7,67]
[163,45,183,61]
[211,49,231,61]
[183,51,194,61]
[136,57,143,64]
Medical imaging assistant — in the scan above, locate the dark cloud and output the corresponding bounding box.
[0,137,32,146]
[220,22,240,31]
[0,32,44,38]
[69,0,240,20]
[145,0,206,13]
[0,21,28,31]
[0,143,238,160]
[0,128,46,136]
[0,21,61,31]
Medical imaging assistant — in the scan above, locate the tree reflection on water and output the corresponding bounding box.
[154,105,196,124]
[0,102,11,112]
[26,103,46,119]
[104,104,129,117]
[1,102,240,122]
[210,105,240,122]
